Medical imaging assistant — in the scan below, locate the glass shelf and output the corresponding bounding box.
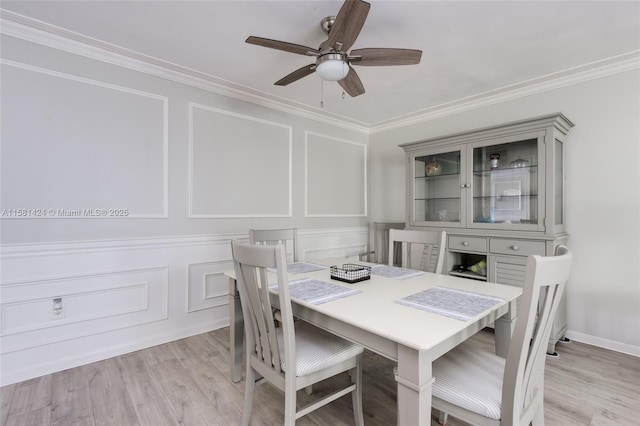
[473,195,538,200]
[415,171,460,179]
[415,197,462,201]
[472,165,538,176]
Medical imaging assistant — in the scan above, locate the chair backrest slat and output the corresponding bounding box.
[502,245,572,425]
[250,228,298,263]
[388,229,446,274]
[371,222,405,264]
[232,240,295,376]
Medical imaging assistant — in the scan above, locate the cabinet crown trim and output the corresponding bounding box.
[399,113,573,151]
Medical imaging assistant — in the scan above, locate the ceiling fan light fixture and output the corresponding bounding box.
[316,53,349,81]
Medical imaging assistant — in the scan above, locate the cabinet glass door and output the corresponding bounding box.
[471,139,539,227]
[413,150,462,225]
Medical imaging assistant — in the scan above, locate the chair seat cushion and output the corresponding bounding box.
[277,321,363,377]
[432,342,505,420]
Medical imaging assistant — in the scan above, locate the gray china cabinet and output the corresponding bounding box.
[400,113,573,355]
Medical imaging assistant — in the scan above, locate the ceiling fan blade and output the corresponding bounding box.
[350,48,423,66]
[246,36,319,56]
[324,0,371,52]
[338,66,365,97]
[274,64,316,86]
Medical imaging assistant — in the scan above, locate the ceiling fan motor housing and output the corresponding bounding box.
[321,16,336,34]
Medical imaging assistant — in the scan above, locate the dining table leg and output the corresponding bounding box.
[395,345,434,426]
[228,277,243,383]
[494,299,517,358]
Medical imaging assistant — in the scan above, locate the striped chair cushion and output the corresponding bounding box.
[432,342,505,420]
[277,321,363,377]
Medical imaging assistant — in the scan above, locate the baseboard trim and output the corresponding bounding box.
[0,318,228,386]
[564,330,640,358]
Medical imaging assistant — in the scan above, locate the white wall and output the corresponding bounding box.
[0,33,369,385]
[369,69,640,355]
[0,35,370,244]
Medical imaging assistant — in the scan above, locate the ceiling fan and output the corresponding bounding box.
[245,0,422,97]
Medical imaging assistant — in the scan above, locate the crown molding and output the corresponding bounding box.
[0,10,370,134]
[369,50,640,134]
[2,9,638,136]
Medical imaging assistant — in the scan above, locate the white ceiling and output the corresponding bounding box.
[2,1,639,128]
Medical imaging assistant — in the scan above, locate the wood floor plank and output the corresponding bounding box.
[50,367,94,426]
[203,329,233,365]
[0,383,15,426]
[5,406,50,426]
[183,333,227,363]
[86,358,139,426]
[6,375,51,418]
[182,331,283,426]
[136,341,178,367]
[170,340,244,424]
[149,358,226,426]
[115,352,179,426]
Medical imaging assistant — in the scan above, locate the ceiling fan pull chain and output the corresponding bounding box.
[320,79,325,108]
[342,91,346,99]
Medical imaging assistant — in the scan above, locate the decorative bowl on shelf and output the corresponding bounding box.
[510,158,529,168]
[426,158,442,176]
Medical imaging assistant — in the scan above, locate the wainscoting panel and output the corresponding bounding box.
[0,228,367,385]
[0,267,167,340]
[187,261,232,313]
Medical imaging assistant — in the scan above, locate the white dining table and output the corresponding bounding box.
[226,258,521,426]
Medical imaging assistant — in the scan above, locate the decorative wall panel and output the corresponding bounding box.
[305,131,367,217]
[0,267,168,352]
[187,261,232,313]
[0,61,168,218]
[189,103,292,217]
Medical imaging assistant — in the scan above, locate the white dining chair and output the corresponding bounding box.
[358,222,405,265]
[388,228,446,273]
[249,228,298,263]
[432,245,573,426]
[231,240,364,426]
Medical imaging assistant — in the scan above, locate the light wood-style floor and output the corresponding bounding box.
[1,327,638,426]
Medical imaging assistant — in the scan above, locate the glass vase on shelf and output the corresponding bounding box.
[490,154,500,169]
[510,157,530,168]
[425,157,442,176]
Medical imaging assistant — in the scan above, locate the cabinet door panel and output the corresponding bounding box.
[489,255,528,317]
[489,255,527,287]
[410,148,464,226]
[468,132,545,231]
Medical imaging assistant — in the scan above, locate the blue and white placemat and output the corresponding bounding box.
[272,278,360,305]
[286,262,328,274]
[395,286,504,321]
[370,264,425,280]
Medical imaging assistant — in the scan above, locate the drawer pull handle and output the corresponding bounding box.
[511,245,519,251]
[462,241,469,246]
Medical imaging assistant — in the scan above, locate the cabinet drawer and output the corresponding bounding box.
[490,239,545,256]
[449,236,487,252]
